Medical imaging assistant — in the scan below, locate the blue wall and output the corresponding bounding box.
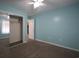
[35,3,79,50]
[0,3,27,42]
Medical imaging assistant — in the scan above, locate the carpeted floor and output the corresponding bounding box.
[0,39,79,58]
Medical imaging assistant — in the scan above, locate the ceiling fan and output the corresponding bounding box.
[28,0,45,9]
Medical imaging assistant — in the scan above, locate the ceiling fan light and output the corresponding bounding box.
[28,0,45,9]
[34,2,40,8]
[34,2,45,8]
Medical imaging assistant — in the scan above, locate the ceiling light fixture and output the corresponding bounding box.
[28,0,45,9]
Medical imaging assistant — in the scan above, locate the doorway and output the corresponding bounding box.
[9,15,23,46]
[27,19,34,40]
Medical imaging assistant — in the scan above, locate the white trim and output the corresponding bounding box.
[36,39,79,52]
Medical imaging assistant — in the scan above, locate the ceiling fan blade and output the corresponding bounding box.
[28,2,34,4]
[38,0,44,2]
[40,3,45,6]
[33,0,38,2]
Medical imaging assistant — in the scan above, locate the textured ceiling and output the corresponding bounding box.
[0,0,79,16]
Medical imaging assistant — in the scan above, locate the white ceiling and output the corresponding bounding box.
[0,0,79,16]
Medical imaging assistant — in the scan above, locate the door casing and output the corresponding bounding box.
[9,15,23,46]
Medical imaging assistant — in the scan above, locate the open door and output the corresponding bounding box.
[27,19,34,40]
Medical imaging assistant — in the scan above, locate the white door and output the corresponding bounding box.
[28,19,34,40]
[9,18,21,43]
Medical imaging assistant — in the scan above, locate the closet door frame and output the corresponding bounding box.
[9,15,23,46]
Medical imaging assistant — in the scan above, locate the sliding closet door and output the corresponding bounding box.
[9,17,22,44]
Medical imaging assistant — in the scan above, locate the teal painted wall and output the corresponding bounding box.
[0,3,27,42]
[35,3,79,50]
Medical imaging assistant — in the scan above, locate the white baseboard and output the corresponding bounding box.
[36,39,79,52]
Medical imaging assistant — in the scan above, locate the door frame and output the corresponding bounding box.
[9,15,23,46]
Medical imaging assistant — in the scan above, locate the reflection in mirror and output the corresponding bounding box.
[1,20,10,34]
[0,12,10,35]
